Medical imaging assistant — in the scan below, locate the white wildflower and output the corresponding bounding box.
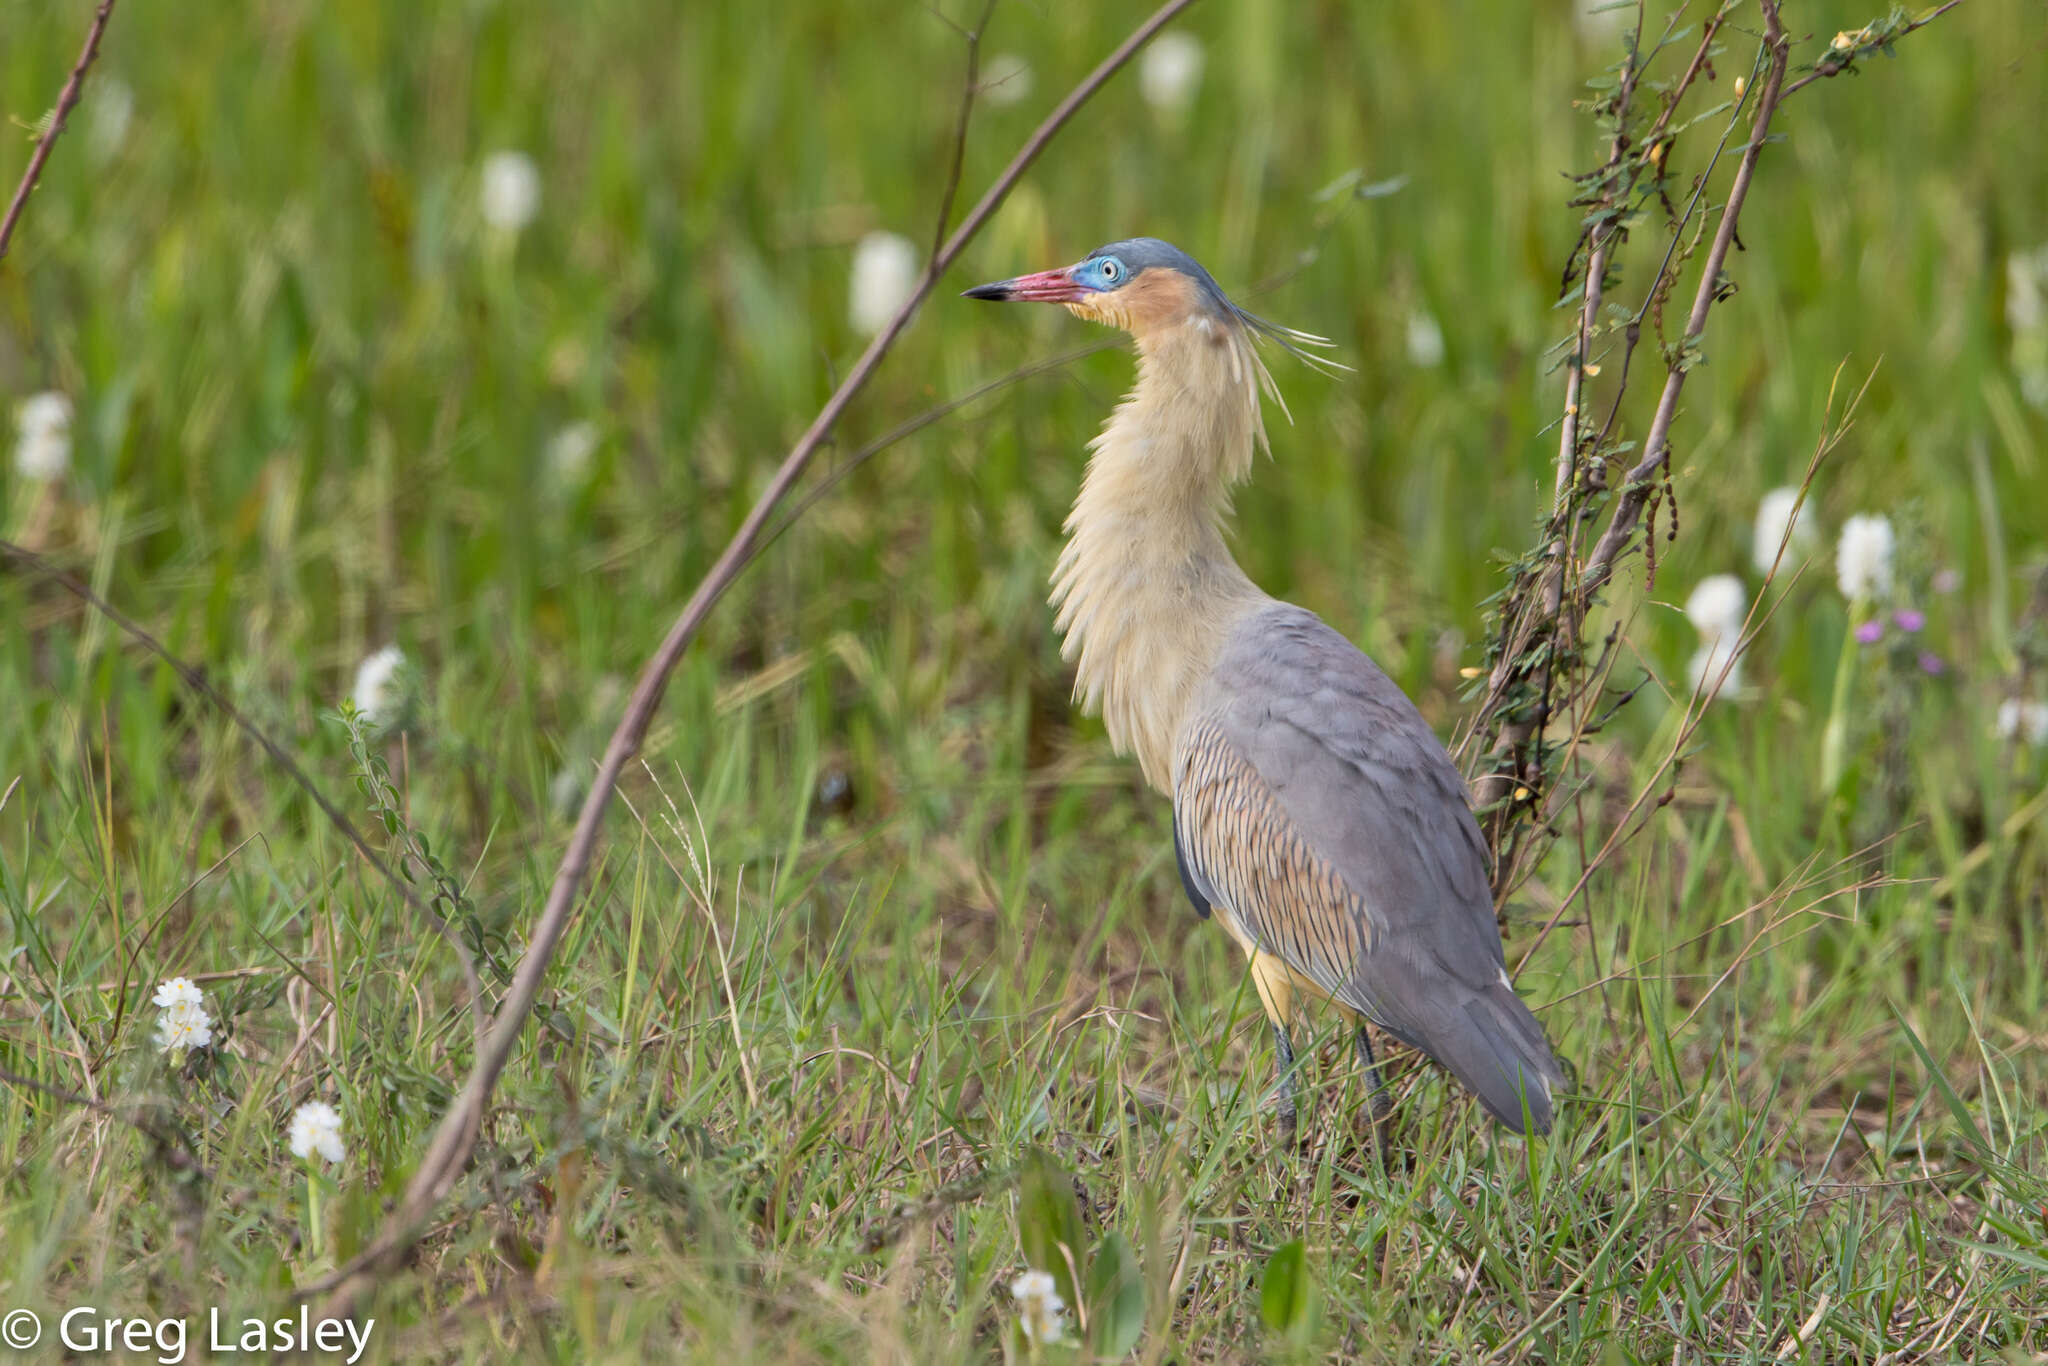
[1687,639,1744,700]
[1010,1269,1068,1345]
[155,1005,214,1053]
[546,421,599,483]
[1751,486,1815,575]
[849,231,920,338]
[1683,574,1746,703]
[14,390,73,481]
[87,77,134,161]
[1834,513,1895,602]
[1996,698,2048,747]
[152,978,214,1055]
[1139,32,1204,113]
[153,977,203,1010]
[287,1101,346,1165]
[982,52,1034,107]
[350,645,407,726]
[1405,310,1445,367]
[480,150,540,233]
[1685,573,1748,641]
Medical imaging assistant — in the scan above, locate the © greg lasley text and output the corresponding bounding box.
[58,1305,375,1364]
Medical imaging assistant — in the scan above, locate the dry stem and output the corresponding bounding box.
[0,0,118,261]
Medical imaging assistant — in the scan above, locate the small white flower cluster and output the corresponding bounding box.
[1683,486,1820,707]
[981,52,1034,107]
[1834,513,1896,602]
[849,231,920,338]
[350,645,407,727]
[1688,490,1915,709]
[1685,573,1748,700]
[153,977,215,1055]
[1997,698,2048,748]
[14,391,73,481]
[1749,489,1900,604]
[480,150,540,234]
[1139,32,1204,113]
[1750,486,1816,575]
[152,976,351,1166]
[1405,310,1445,368]
[288,1101,346,1165]
[1010,1269,1069,1346]
[546,421,599,484]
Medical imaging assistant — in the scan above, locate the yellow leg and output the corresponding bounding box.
[1247,950,1295,1029]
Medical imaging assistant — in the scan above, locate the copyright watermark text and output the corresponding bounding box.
[1,1305,374,1363]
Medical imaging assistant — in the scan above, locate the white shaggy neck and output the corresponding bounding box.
[1049,317,1274,789]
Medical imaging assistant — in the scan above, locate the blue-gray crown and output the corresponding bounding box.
[1084,237,1345,376]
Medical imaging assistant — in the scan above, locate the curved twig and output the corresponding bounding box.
[0,0,116,261]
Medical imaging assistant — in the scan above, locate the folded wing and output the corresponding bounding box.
[1173,604,1563,1131]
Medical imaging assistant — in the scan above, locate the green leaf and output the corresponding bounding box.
[1087,1230,1145,1358]
[1893,1008,1995,1162]
[1962,1240,2048,1275]
[1016,1148,1087,1311]
[1259,1239,1320,1344]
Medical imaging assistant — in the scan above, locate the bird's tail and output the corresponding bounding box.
[1423,983,1566,1134]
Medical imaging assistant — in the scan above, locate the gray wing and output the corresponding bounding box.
[1174,603,1562,1130]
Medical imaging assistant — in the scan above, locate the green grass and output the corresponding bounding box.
[4,0,2047,1360]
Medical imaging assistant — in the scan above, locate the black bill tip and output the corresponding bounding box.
[961,281,1014,301]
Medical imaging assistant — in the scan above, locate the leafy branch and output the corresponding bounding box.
[1460,0,1970,903]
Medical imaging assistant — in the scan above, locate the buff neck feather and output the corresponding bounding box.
[1048,313,1277,790]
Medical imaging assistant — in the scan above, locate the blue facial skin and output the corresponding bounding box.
[1072,254,1130,293]
[1080,238,1236,315]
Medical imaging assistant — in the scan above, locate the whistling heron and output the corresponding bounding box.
[966,239,1564,1136]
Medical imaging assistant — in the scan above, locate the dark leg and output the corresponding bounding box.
[1355,1025,1396,1170]
[1272,1020,1301,1145]
[1353,1025,1392,1123]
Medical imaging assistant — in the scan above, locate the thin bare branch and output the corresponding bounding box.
[0,0,117,262]
[931,0,1002,261]
[1465,4,1795,889]
[1579,14,1791,599]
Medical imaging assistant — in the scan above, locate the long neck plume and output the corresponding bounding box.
[1049,318,1275,789]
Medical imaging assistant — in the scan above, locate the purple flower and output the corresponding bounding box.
[1917,651,1945,676]
[1854,620,1885,645]
[1892,608,1926,634]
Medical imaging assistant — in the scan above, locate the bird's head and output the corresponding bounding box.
[964,236,1342,368]
[963,238,1230,336]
